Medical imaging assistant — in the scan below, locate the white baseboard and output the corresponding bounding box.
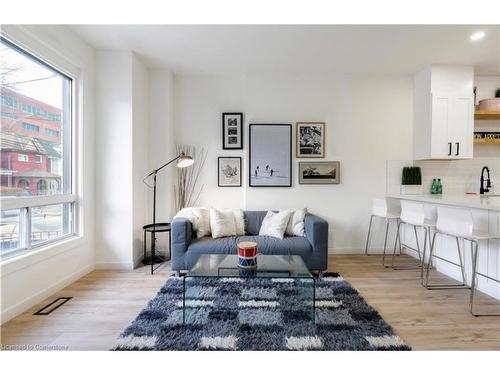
[0,264,94,324]
[94,261,135,270]
[133,255,144,269]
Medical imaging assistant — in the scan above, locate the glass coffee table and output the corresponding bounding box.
[182,254,315,323]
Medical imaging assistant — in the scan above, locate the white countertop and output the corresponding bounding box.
[387,194,500,211]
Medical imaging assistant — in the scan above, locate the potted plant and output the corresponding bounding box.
[400,166,422,195]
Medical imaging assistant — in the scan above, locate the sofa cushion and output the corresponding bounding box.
[259,210,292,239]
[284,208,307,237]
[188,236,236,255]
[187,235,312,257]
[174,207,211,238]
[242,235,312,256]
[210,208,237,238]
[244,211,268,235]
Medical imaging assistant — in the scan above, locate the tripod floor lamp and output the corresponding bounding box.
[142,152,194,273]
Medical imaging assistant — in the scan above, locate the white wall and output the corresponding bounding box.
[174,72,413,252]
[95,51,134,269]
[132,54,150,266]
[146,70,176,255]
[95,51,154,269]
[0,25,96,324]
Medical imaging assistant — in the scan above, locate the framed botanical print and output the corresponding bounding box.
[297,122,325,158]
[298,161,340,184]
[222,112,243,149]
[249,124,292,187]
[218,157,242,187]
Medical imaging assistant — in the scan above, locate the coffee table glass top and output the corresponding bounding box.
[187,254,312,278]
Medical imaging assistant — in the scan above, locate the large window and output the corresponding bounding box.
[1,37,76,258]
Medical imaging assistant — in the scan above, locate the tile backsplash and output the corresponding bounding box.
[387,158,500,195]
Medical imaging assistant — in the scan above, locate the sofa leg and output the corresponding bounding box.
[318,270,324,279]
[174,271,180,277]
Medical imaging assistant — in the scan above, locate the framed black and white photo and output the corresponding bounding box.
[222,112,243,149]
[298,161,340,184]
[249,124,292,187]
[297,122,325,158]
[218,157,242,187]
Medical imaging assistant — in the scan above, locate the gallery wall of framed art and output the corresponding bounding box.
[222,112,243,149]
[218,157,242,187]
[298,161,340,184]
[218,113,338,188]
[296,122,325,158]
[249,124,292,187]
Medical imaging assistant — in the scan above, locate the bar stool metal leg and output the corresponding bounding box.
[456,237,467,286]
[390,222,423,270]
[424,232,468,289]
[469,240,500,316]
[414,225,423,264]
[386,220,402,268]
[470,240,478,315]
[424,232,437,288]
[365,215,374,255]
[383,218,390,258]
[420,226,428,282]
[420,226,436,285]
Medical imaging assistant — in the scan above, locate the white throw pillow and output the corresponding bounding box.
[233,209,245,235]
[174,207,211,238]
[210,208,237,239]
[283,208,307,236]
[259,210,293,239]
[192,207,211,237]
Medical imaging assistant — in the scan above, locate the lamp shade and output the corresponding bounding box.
[177,153,194,168]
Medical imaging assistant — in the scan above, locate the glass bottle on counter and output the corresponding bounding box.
[431,179,437,194]
[437,178,443,194]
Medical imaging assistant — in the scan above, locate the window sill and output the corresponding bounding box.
[0,235,86,277]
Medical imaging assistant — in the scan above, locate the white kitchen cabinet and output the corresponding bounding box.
[413,66,474,160]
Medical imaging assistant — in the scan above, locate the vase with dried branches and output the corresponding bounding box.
[174,145,208,212]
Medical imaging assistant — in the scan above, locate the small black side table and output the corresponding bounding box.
[143,223,171,275]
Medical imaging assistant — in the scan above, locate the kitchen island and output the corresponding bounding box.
[387,194,500,301]
[387,194,500,211]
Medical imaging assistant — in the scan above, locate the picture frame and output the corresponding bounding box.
[222,112,243,149]
[218,157,242,187]
[249,124,292,187]
[296,122,325,158]
[298,161,340,184]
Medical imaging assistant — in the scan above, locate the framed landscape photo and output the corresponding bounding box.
[222,112,243,149]
[249,124,292,187]
[218,157,242,187]
[297,122,325,158]
[298,161,340,184]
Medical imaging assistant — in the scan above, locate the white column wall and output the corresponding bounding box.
[94,51,134,269]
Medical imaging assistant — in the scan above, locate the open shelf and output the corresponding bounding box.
[474,110,500,120]
[474,138,500,145]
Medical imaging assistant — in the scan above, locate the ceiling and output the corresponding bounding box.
[70,25,500,75]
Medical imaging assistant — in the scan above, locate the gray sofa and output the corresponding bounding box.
[171,210,328,272]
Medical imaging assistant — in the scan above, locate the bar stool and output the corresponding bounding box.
[391,201,435,278]
[365,198,400,263]
[425,206,500,316]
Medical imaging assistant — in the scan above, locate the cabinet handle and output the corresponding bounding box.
[448,142,452,156]
[455,142,459,156]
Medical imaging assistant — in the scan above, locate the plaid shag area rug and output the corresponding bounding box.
[113,272,410,351]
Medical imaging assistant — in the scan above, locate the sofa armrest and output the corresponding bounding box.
[171,217,193,260]
[304,213,328,267]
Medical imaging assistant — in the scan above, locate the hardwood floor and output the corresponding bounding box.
[1,255,499,350]
[333,255,500,350]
